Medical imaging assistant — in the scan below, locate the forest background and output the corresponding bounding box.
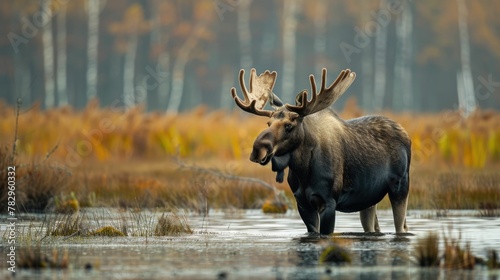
[1,0,499,113]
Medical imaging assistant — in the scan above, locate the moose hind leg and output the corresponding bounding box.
[388,174,409,233]
[359,205,380,232]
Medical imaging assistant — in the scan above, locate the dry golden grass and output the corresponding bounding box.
[415,232,440,267]
[154,213,193,235]
[18,246,69,269]
[1,101,499,212]
[2,101,499,167]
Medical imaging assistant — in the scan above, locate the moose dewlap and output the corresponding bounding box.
[231,68,411,235]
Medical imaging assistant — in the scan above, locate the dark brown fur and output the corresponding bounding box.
[253,108,411,234]
[234,68,411,234]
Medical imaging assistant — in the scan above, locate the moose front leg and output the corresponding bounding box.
[307,191,337,235]
[319,200,337,234]
[294,190,320,233]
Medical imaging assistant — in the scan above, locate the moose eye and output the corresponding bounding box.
[284,123,293,132]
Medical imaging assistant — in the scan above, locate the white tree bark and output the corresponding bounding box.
[157,53,170,109]
[123,33,138,108]
[57,4,68,106]
[86,0,100,102]
[372,0,388,111]
[360,5,373,111]
[42,0,55,108]
[314,0,327,77]
[237,0,253,71]
[457,0,476,117]
[282,0,300,103]
[392,1,413,111]
[166,25,204,113]
[151,2,171,110]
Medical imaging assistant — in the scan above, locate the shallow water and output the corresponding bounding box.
[1,209,500,279]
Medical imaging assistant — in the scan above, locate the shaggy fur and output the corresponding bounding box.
[254,108,411,234]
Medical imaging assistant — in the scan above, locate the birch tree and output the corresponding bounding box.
[166,1,214,113]
[151,1,172,110]
[56,3,68,106]
[42,0,55,108]
[392,1,413,111]
[359,3,374,111]
[313,0,327,77]
[456,0,476,117]
[86,0,100,102]
[237,0,253,71]
[109,4,150,109]
[167,24,205,113]
[281,0,300,103]
[372,0,388,111]
[123,31,138,108]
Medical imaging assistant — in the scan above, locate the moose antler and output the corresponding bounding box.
[231,68,278,117]
[285,68,356,116]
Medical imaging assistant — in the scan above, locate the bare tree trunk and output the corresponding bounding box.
[151,1,170,110]
[360,4,373,111]
[457,0,476,117]
[166,24,205,113]
[457,70,466,113]
[157,53,170,109]
[392,1,413,111]
[42,0,55,108]
[57,4,68,106]
[237,0,253,70]
[314,0,327,77]
[282,0,300,103]
[86,0,100,102]
[123,33,138,108]
[372,0,388,111]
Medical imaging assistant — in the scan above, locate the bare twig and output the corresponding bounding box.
[173,156,278,193]
[10,97,22,165]
[44,142,60,162]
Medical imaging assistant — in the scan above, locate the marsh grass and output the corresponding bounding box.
[154,213,193,236]
[414,232,440,267]
[443,233,475,269]
[46,213,86,237]
[90,226,125,237]
[18,246,69,269]
[478,202,500,217]
[1,104,500,212]
[0,145,72,213]
[319,238,353,264]
[1,103,498,166]
[487,250,500,269]
[261,197,288,214]
[415,230,478,269]
[16,208,193,241]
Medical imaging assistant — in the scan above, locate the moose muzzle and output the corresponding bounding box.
[250,129,274,165]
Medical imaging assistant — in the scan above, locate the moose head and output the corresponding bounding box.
[231,68,356,166]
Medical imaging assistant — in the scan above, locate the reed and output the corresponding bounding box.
[154,212,193,236]
[1,103,499,213]
[414,232,440,267]
[18,246,69,269]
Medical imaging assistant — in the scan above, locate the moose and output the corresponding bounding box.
[231,68,411,235]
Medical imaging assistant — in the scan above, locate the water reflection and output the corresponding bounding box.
[0,209,499,280]
[289,232,417,280]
